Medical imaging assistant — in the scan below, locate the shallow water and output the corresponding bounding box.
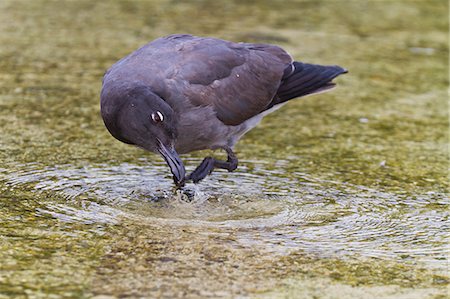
[0,0,448,298]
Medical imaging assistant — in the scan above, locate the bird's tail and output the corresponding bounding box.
[274,61,347,104]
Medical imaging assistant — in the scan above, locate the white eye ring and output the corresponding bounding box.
[151,111,164,123]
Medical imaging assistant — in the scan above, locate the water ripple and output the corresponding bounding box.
[0,161,448,272]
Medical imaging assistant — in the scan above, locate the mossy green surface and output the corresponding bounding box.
[0,0,448,298]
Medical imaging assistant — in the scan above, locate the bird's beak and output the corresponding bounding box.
[157,141,186,187]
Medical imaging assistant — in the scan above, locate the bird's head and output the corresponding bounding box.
[101,85,186,186]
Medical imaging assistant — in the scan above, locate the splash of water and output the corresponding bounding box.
[0,160,448,272]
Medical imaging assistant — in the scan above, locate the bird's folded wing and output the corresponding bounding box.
[174,37,292,126]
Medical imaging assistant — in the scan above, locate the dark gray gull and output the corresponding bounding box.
[100,34,347,187]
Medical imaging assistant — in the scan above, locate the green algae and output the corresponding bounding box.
[91,221,448,298]
[0,190,108,298]
[0,0,448,298]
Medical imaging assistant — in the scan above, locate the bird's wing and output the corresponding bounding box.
[167,35,292,126]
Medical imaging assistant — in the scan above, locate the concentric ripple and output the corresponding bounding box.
[1,160,448,272]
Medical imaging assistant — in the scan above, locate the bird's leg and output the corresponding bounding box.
[214,147,238,171]
[187,147,238,183]
[187,157,215,183]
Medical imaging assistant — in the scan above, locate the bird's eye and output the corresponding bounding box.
[151,111,164,123]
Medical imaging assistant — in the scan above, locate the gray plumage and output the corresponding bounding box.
[100,34,347,186]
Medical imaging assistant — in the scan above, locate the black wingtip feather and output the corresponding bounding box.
[274,61,347,104]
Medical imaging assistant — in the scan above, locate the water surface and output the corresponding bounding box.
[0,0,448,298]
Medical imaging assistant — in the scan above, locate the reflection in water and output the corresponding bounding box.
[2,160,448,272]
